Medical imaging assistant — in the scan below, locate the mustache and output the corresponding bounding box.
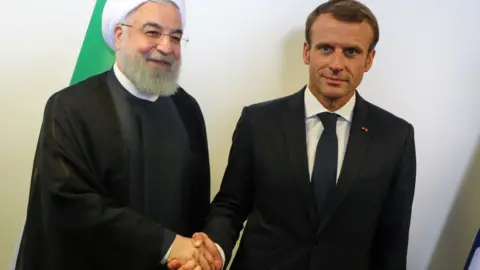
[144,53,175,66]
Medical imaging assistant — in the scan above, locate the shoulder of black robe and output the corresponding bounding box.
[15,70,177,270]
[170,87,211,232]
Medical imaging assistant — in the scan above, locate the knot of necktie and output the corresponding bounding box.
[317,112,338,134]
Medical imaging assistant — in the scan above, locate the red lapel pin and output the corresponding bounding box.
[362,127,368,132]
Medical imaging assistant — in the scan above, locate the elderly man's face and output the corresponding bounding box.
[114,1,183,96]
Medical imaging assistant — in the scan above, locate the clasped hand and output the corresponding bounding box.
[167,232,223,270]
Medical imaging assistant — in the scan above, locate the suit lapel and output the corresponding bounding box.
[316,92,371,234]
[281,87,316,224]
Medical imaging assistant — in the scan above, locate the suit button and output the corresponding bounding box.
[315,241,321,248]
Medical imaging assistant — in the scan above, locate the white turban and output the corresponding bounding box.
[102,0,186,50]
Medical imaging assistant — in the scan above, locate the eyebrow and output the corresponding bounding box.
[315,42,365,54]
[141,22,183,35]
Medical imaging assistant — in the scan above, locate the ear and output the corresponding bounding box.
[364,49,376,72]
[114,25,125,51]
[303,42,311,65]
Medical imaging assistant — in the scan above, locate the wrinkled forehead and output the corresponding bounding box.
[126,1,182,30]
[102,0,186,49]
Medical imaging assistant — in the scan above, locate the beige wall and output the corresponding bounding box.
[2,0,480,269]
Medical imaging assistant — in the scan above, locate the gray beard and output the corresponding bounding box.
[118,47,181,97]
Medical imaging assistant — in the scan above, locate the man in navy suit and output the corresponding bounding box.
[171,1,417,269]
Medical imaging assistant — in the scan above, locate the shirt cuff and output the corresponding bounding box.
[161,244,173,264]
[215,243,226,270]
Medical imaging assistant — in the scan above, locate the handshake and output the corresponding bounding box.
[167,232,224,270]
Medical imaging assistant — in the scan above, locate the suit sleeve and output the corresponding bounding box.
[203,107,255,265]
[37,94,175,268]
[370,123,417,270]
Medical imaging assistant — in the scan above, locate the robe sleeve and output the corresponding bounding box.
[36,93,175,268]
[189,98,211,232]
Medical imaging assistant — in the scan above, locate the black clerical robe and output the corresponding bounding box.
[15,70,211,270]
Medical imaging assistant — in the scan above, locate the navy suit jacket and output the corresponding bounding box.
[205,88,416,270]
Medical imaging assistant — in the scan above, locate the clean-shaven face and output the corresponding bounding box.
[303,13,375,107]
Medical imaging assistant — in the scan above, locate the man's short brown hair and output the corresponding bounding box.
[305,0,379,52]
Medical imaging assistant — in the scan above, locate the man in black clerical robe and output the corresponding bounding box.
[14,1,213,270]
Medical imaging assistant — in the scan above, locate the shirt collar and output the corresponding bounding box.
[304,85,356,122]
[113,62,159,102]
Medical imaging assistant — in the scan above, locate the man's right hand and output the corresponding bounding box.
[192,233,223,270]
[167,235,211,270]
[168,233,223,270]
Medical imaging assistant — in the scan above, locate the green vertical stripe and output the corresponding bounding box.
[70,0,115,86]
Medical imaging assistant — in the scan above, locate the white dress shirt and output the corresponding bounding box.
[470,248,480,270]
[113,63,227,267]
[304,86,356,182]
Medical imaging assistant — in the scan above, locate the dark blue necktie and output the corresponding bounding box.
[311,112,338,223]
